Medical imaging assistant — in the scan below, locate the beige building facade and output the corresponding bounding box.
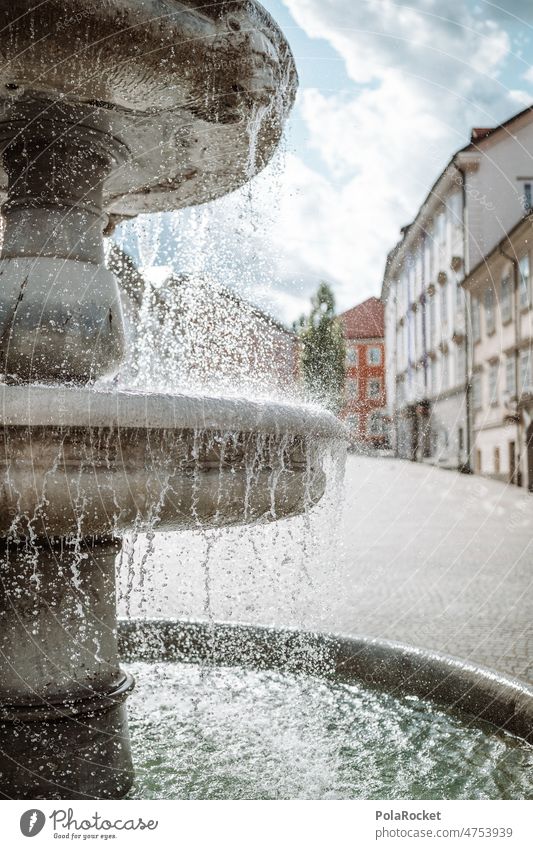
[382,106,533,471]
[463,215,533,488]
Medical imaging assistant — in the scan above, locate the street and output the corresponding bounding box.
[336,456,533,684]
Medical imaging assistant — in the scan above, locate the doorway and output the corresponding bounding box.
[509,441,516,485]
[528,422,533,492]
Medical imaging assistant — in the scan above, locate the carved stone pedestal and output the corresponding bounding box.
[0,539,134,799]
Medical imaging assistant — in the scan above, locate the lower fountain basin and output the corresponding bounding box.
[119,621,533,800]
[0,384,344,537]
[125,662,532,800]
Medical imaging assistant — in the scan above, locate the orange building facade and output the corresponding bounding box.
[338,297,389,448]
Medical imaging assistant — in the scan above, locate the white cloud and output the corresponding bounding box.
[508,88,533,105]
[254,0,517,316]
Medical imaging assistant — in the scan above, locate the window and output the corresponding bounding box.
[506,354,516,397]
[346,413,359,434]
[431,226,440,275]
[436,210,446,249]
[430,359,438,395]
[367,412,383,436]
[429,295,436,346]
[500,275,512,323]
[488,361,499,405]
[524,182,532,211]
[471,297,480,342]
[441,352,449,390]
[346,377,358,399]
[484,288,495,334]
[367,346,381,365]
[424,237,432,282]
[456,279,464,311]
[367,378,381,399]
[519,255,530,309]
[519,349,531,395]
[440,285,448,324]
[458,427,464,451]
[415,248,423,296]
[472,373,482,410]
[448,191,463,237]
[346,347,358,366]
[456,343,465,384]
[494,446,501,475]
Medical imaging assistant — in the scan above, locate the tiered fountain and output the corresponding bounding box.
[1,0,532,803]
[0,0,343,799]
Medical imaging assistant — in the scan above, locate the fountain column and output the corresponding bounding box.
[0,538,134,799]
[0,104,128,383]
[0,105,135,798]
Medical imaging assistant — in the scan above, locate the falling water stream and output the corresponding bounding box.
[111,115,347,635]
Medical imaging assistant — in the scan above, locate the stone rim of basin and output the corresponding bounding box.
[0,383,346,438]
[0,384,347,537]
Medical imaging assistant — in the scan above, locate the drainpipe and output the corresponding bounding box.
[500,246,521,486]
[453,162,472,473]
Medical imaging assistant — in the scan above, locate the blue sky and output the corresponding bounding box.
[118,0,533,324]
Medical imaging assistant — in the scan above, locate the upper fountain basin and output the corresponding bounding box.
[0,384,345,538]
[0,0,298,222]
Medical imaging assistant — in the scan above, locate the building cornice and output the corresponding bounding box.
[383,157,481,291]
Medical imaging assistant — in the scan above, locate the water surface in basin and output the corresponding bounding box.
[126,662,533,800]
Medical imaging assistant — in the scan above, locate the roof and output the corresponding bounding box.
[338,296,384,339]
[470,127,494,141]
[458,104,533,152]
[162,272,297,338]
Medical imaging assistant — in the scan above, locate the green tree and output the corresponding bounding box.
[297,281,346,412]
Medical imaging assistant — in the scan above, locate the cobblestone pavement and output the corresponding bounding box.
[334,456,533,684]
[125,455,533,684]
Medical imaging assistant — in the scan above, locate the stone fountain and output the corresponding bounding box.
[0,0,344,799]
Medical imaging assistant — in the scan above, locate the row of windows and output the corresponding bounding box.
[393,181,533,328]
[345,412,385,437]
[345,345,382,367]
[396,342,467,403]
[345,377,383,400]
[427,347,466,394]
[393,193,464,314]
[396,281,464,371]
[472,349,532,409]
[471,255,531,342]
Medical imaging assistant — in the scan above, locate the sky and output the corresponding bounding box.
[118,0,533,325]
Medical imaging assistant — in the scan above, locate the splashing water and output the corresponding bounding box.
[117,438,345,628]
[106,118,347,632]
[126,662,533,800]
